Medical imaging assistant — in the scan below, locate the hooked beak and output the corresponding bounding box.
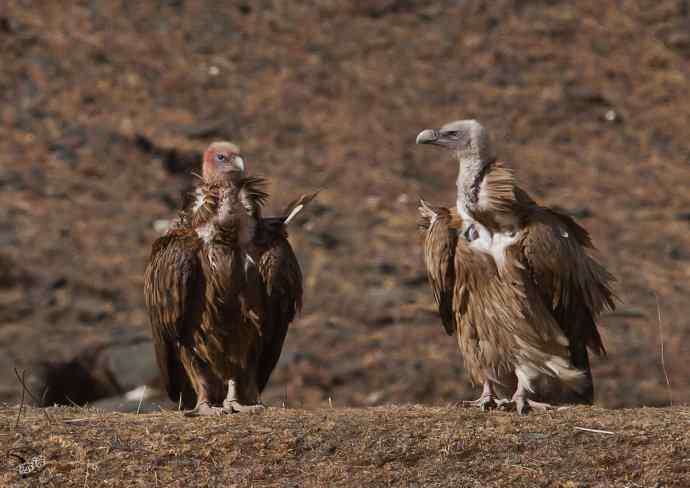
[230,155,245,172]
[416,129,441,145]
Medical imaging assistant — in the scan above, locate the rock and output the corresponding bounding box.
[22,339,159,408]
[30,355,118,407]
[153,219,172,233]
[90,385,173,413]
[103,340,159,393]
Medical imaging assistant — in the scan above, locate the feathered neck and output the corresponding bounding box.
[181,175,268,229]
[456,157,521,231]
[455,127,497,214]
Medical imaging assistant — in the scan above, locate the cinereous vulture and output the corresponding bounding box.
[145,142,314,416]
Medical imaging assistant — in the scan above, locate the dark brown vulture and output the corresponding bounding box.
[417,120,615,414]
[145,142,313,416]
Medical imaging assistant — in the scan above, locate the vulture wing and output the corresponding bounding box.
[517,208,615,360]
[144,229,202,405]
[254,193,315,392]
[418,199,462,336]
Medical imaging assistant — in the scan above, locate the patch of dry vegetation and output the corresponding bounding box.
[1,405,688,487]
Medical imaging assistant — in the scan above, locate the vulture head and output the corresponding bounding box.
[202,141,246,182]
[416,119,496,165]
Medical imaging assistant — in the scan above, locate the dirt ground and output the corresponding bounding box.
[1,405,689,487]
[1,0,689,411]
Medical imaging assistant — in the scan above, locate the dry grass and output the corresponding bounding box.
[2,405,689,487]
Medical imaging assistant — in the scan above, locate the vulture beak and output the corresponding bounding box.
[416,129,439,145]
[231,155,245,172]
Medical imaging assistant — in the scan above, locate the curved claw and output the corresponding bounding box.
[184,401,227,417]
[222,400,265,414]
[463,396,499,411]
[502,398,554,416]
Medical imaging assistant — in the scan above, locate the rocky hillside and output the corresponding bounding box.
[1,0,689,409]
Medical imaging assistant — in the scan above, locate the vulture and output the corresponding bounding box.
[145,142,314,416]
[416,120,615,414]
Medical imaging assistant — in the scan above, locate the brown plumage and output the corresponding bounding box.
[251,192,317,392]
[145,142,313,415]
[417,120,615,414]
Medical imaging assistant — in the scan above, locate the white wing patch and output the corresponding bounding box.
[284,204,304,225]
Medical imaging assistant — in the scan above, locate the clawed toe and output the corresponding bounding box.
[494,398,513,409]
[222,400,265,414]
[184,402,227,417]
[512,398,554,415]
[463,396,498,411]
[526,399,553,411]
[490,398,554,415]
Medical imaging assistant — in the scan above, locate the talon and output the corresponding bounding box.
[507,397,554,416]
[515,398,529,416]
[479,397,497,411]
[222,400,265,413]
[463,396,497,411]
[184,401,227,417]
[495,398,514,410]
[464,382,501,412]
[526,399,553,411]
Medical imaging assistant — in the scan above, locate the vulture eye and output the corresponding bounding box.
[215,153,227,162]
[445,131,459,138]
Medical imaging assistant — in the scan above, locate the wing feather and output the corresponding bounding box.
[419,199,460,336]
[252,193,314,392]
[517,208,615,357]
[144,230,201,404]
[255,235,303,392]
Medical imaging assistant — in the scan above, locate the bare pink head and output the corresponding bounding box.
[202,141,245,181]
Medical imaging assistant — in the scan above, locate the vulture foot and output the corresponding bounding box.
[222,400,265,414]
[516,399,553,416]
[463,381,500,411]
[500,396,554,415]
[184,401,227,417]
[463,396,497,411]
[502,379,556,415]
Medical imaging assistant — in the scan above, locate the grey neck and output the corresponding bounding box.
[455,139,496,216]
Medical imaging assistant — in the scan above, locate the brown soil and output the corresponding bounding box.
[2,405,689,487]
[1,0,689,412]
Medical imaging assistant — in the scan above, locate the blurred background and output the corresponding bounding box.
[0,0,688,411]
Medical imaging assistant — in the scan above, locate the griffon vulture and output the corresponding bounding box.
[417,120,615,414]
[145,142,313,415]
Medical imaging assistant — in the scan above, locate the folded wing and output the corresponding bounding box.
[144,229,202,405]
[418,199,462,336]
[253,193,316,392]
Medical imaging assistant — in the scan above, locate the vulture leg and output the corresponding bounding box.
[222,379,265,414]
[463,381,499,411]
[181,349,227,416]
